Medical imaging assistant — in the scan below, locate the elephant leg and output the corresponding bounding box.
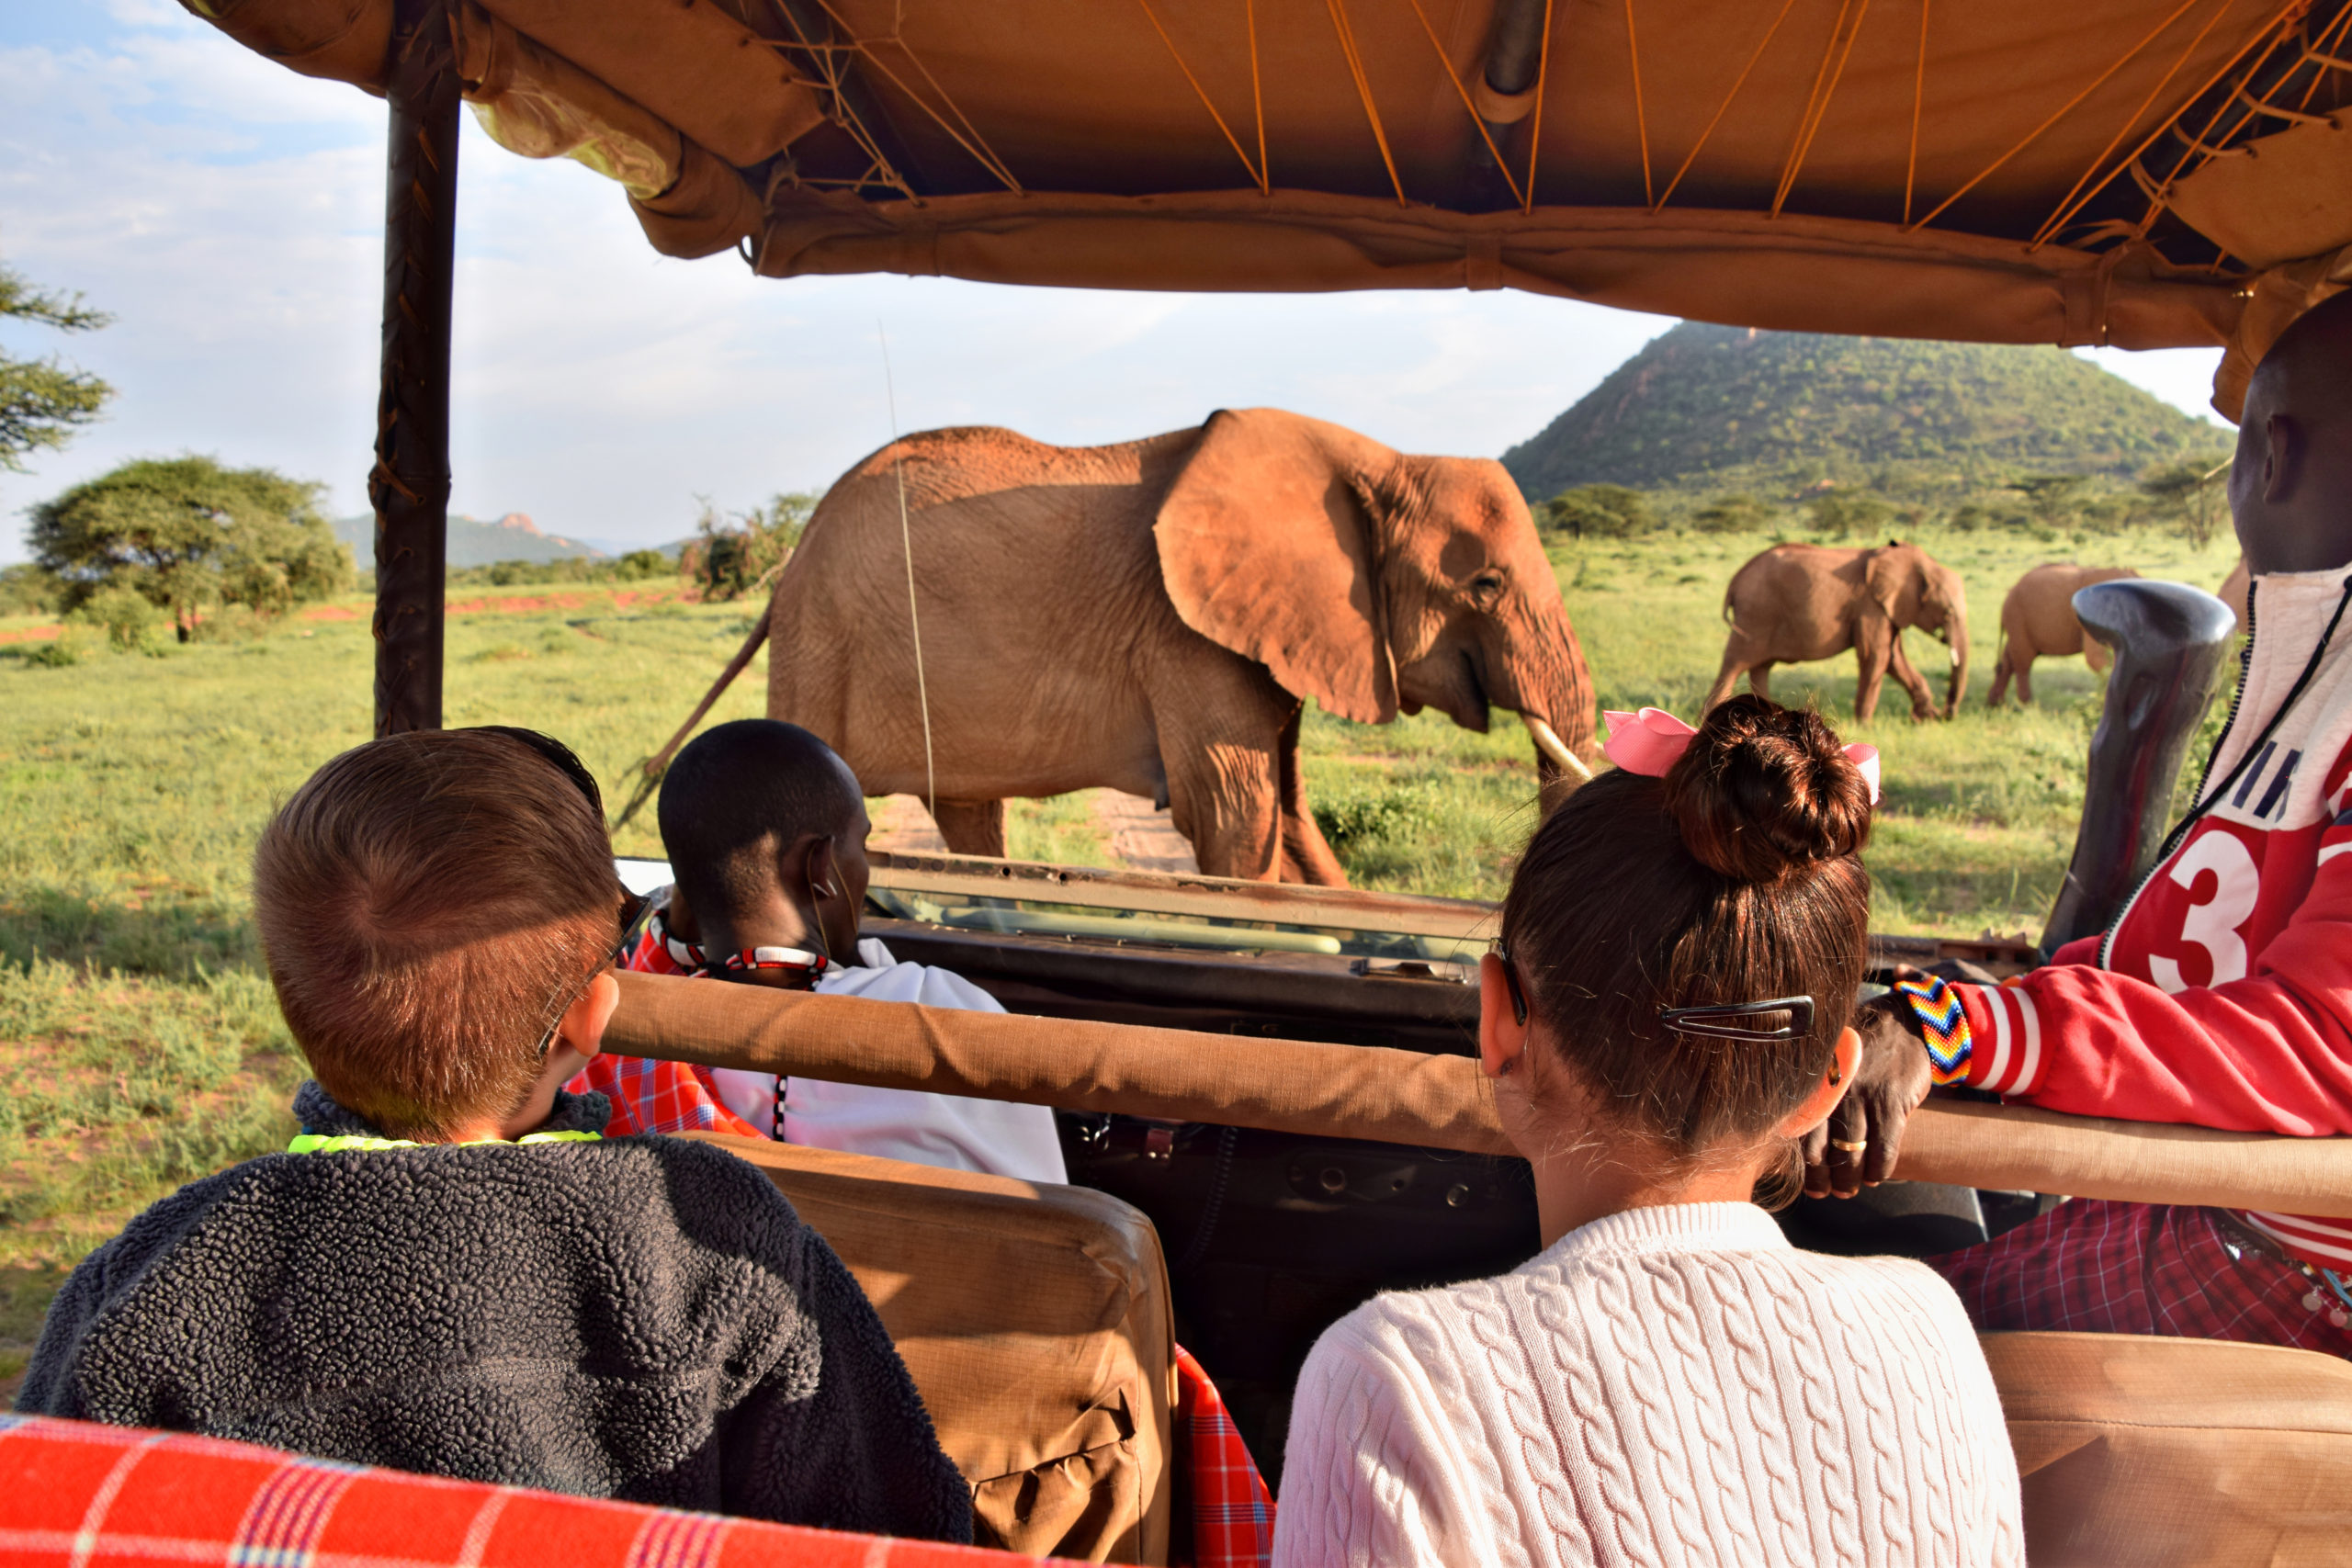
[2017,657,2035,707]
[1747,664,1773,702]
[1702,633,1759,714]
[1274,704,1350,886]
[929,798,1007,858]
[1151,664,1288,883]
[1987,644,2012,706]
[1886,635,1938,720]
[2085,637,2112,676]
[1853,620,1893,724]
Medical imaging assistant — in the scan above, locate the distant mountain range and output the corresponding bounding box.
[332,512,604,568]
[1501,322,2233,501]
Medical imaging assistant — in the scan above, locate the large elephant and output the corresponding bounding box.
[1986,562,2139,706]
[655,409,1599,885]
[1702,541,1969,723]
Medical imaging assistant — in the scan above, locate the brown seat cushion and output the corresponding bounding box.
[1983,1331,2352,1567]
[685,1133,1173,1563]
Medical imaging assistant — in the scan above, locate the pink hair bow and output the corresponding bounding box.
[1601,708,1880,805]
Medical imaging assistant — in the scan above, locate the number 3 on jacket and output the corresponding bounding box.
[2148,829,2262,993]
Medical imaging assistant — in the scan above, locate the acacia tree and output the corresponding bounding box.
[30,457,354,639]
[2,261,113,471]
[2141,458,2227,548]
[683,491,815,600]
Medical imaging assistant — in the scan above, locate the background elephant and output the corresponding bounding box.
[1986,563,2140,706]
[1702,541,1969,723]
[658,409,1599,885]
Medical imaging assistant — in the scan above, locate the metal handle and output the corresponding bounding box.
[2041,579,2238,956]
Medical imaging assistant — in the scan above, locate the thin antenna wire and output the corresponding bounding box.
[878,322,937,820]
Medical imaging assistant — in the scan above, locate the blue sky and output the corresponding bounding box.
[0,0,2230,564]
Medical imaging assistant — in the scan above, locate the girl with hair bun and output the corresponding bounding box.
[1272,696,2022,1568]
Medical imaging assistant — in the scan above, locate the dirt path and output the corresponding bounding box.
[867,795,950,856]
[1088,789,1199,874]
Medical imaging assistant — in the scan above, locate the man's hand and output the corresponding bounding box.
[1801,981,1935,1199]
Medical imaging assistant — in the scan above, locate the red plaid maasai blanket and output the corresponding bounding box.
[0,1415,1065,1568]
[568,925,760,1139]
[1932,1199,2352,1355]
[1169,1346,1272,1568]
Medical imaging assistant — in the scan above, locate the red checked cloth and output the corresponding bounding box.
[570,922,759,1139]
[1934,1200,2352,1355]
[0,1414,1065,1567]
[1170,1345,1273,1568]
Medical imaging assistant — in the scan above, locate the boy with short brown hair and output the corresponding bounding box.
[18,728,972,1544]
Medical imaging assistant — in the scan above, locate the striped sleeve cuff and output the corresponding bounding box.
[1955,982,2047,1098]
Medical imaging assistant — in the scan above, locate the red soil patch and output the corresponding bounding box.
[0,625,61,645]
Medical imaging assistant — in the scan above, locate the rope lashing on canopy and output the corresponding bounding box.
[1401,0,1528,209]
[1325,0,1408,206]
[2028,0,2243,251]
[1135,0,1268,193]
[1653,0,1802,214]
[1907,0,2211,232]
[1770,0,1875,220]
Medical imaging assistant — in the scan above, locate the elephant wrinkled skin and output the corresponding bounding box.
[1702,541,1969,723]
[1987,563,2140,706]
[666,409,1600,885]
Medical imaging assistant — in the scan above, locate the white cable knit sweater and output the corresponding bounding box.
[1272,1201,2022,1568]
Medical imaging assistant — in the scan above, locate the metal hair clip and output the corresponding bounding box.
[1490,942,1531,1026]
[1657,996,1815,1042]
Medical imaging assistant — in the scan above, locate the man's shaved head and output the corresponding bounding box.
[659,720,865,920]
[2232,289,2352,575]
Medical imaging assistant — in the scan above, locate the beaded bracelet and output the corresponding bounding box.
[1894,975,1974,1087]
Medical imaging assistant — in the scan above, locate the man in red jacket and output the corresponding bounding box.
[1809,288,2352,1352]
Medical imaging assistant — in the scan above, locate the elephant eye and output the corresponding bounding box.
[1471,571,1505,600]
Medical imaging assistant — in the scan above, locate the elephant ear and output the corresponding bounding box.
[1154,409,1398,724]
[1862,546,1917,622]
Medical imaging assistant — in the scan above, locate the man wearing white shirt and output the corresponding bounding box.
[585,718,1066,1185]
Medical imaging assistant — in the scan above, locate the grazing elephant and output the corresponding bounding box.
[1987,563,2140,706]
[649,409,1600,884]
[1702,541,1969,723]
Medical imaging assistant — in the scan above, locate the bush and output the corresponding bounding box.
[70,584,162,650]
[22,628,91,667]
[685,492,813,600]
[1542,484,1655,540]
[0,563,62,616]
[1805,489,1893,537]
[1313,781,1442,852]
[1690,493,1768,533]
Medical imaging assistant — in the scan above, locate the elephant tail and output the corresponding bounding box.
[611,607,772,831]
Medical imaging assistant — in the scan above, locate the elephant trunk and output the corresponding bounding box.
[1944,618,1970,718]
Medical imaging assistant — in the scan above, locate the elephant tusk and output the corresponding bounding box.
[1521,714,1593,783]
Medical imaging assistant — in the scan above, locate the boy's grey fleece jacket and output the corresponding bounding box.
[17,1083,972,1544]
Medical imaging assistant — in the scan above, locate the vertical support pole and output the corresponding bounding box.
[370,0,460,737]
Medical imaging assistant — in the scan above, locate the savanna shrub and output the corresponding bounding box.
[1313,781,1442,852]
[72,584,162,649]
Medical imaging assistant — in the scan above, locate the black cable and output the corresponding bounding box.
[1174,1124,1240,1273]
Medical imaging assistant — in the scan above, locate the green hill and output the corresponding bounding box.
[1502,323,2231,502]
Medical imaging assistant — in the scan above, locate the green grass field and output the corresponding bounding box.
[0,522,2241,1389]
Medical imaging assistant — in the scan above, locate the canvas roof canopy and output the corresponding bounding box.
[196,0,2352,415]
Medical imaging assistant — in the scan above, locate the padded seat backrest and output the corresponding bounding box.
[1983,1330,2352,1567]
[685,1134,1174,1564]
